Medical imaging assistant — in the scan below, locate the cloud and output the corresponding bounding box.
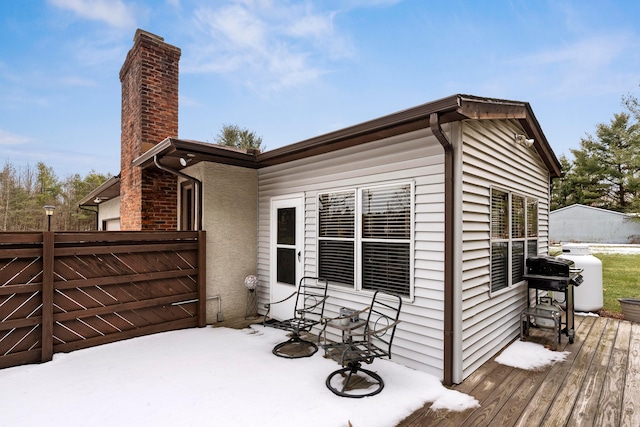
[183,1,353,92]
[48,0,137,28]
[0,129,33,145]
[500,32,640,99]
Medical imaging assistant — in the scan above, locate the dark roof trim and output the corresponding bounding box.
[130,94,562,178]
[78,175,121,207]
[132,138,260,170]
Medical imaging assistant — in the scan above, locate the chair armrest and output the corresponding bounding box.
[349,319,402,340]
[296,295,330,315]
[263,291,298,323]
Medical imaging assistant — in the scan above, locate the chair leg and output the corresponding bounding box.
[272,335,318,359]
[325,363,385,398]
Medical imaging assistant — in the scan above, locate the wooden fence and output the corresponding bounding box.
[0,231,206,369]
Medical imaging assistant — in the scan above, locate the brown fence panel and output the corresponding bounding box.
[0,233,44,368]
[0,231,205,369]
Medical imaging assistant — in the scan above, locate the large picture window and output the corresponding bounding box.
[490,188,539,294]
[318,183,413,297]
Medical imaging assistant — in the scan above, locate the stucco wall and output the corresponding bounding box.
[181,162,258,323]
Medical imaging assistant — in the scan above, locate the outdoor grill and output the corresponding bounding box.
[522,256,584,345]
[523,256,583,290]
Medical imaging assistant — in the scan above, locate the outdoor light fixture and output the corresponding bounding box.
[43,205,55,231]
[179,153,196,167]
[514,134,534,148]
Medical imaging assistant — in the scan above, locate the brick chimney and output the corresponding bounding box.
[119,29,181,230]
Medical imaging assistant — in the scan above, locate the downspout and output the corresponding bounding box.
[430,113,455,386]
[79,205,99,230]
[153,155,203,231]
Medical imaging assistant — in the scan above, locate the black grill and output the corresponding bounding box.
[522,255,583,345]
[523,256,583,291]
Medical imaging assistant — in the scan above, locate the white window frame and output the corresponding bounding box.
[317,181,415,299]
[490,187,539,295]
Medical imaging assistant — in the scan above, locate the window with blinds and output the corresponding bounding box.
[490,188,539,294]
[318,191,355,286]
[361,184,411,295]
[317,183,412,297]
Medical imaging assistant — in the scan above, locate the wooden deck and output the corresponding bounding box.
[398,315,640,427]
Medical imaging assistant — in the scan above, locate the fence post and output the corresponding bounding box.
[41,231,54,362]
[197,230,207,327]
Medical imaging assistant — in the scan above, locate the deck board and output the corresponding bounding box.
[397,316,639,427]
[594,320,630,426]
[621,322,640,426]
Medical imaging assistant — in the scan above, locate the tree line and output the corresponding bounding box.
[0,161,109,231]
[552,92,640,213]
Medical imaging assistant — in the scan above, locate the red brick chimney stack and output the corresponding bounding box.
[119,29,181,230]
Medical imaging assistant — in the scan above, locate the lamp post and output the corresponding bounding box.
[43,205,55,231]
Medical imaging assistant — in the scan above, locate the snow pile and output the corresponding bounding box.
[0,325,478,427]
[495,340,570,371]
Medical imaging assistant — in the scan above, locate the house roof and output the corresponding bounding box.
[77,175,121,207]
[132,94,562,177]
[551,204,631,217]
[83,94,562,207]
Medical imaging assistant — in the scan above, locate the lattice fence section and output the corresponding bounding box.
[0,233,44,368]
[0,231,206,369]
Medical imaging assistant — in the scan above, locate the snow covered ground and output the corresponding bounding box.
[0,325,479,427]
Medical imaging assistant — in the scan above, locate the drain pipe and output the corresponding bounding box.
[79,205,99,230]
[172,295,223,323]
[207,295,224,322]
[430,113,455,386]
[153,155,203,231]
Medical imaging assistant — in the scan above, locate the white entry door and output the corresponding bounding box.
[270,195,304,320]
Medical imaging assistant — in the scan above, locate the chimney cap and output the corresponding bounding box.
[134,29,164,43]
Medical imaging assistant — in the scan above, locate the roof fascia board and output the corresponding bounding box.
[257,95,462,166]
[77,175,121,206]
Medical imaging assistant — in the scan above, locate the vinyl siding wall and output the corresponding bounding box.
[257,128,448,378]
[458,119,551,380]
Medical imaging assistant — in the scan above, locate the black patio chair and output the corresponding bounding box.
[319,290,402,398]
[263,276,328,358]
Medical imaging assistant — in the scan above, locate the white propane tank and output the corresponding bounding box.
[559,243,603,312]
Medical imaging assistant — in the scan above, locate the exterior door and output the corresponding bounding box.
[270,195,304,320]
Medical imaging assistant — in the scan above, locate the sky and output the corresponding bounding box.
[1,0,640,179]
[0,325,481,426]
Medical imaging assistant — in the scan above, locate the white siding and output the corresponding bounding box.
[257,128,448,378]
[459,119,551,380]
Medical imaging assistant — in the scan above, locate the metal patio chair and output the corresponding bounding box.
[263,276,328,358]
[319,290,402,398]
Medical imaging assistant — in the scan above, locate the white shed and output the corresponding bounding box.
[550,204,640,244]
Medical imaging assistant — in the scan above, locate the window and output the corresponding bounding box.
[318,191,355,286]
[180,182,195,231]
[318,183,413,297]
[490,188,538,294]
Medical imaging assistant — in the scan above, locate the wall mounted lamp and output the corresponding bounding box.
[514,134,534,148]
[179,153,196,167]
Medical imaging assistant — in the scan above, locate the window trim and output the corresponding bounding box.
[490,187,539,296]
[317,181,415,299]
